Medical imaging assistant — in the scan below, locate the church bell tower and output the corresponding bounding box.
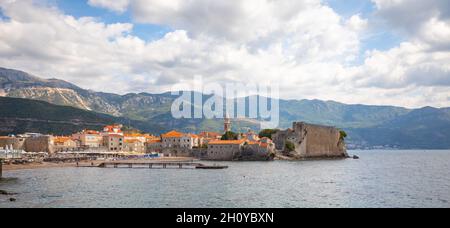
[224,114,232,133]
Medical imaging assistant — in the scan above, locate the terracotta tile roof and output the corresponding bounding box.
[199,132,222,138]
[145,135,158,139]
[125,139,141,144]
[103,125,122,133]
[188,134,200,138]
[124,133,151,138]
[54,137,73,144]
[208,140,246,145]
[161,131,185,138]
[147,139,162,144]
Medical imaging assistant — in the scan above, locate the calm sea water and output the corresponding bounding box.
[1,150,450,208]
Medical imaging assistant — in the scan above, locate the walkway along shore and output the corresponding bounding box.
[94,161,228,169]
[1,157,198,172]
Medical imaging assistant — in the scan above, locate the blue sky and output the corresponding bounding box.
[326,0,405,50]
[51,0,171,41]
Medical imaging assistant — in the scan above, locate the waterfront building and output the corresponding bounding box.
[24,135,54,153]
[124,133,156,144]
[53,136,78,152]
[102,125,123,136]
[161,131,199,149]
[272,122,347,158]
[207,139,246,161]
[160,131,200,157]
[1,135,54,153]
[198,132,221,145]
[103,134,124,152]
[123,139,146,153]
[146,138,163,153]
[0,136,26,150]
[72,130,103,148]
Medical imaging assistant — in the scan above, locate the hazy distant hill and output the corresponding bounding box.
[346,107,450,149]
[0,97,164,136]
[1,67,450,149]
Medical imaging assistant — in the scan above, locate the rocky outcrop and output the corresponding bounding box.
[272,122,348,159]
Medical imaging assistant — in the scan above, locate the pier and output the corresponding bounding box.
[0,150,23,178]
[95,161,228,170]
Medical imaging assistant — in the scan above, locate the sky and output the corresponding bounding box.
[0,0,449,108]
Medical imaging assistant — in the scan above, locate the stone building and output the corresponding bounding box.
[72,130,103,148]
[272,122,347,159]
[103,134,124,152]
[123,139,146,153]
[24,135,54,153]
[146,139,163,153]
[102,125,123,136]
[206,140,246,161]
[198,132,222,145]
[0,136,26,150]
[160,131,200,156]
[53,136,78,152]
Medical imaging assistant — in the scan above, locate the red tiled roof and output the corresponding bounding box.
[161,131,185,138]
[125,139,141,144]
[54,137,73,144]
[147,139,162,144]
[104,125,122,133]
[208,140,246,145]
[84,130,100,135]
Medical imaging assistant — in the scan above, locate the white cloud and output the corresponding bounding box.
[0,0,449,108]
[87,0,130,13]
[372,0,450,47]
[342,0,450,107]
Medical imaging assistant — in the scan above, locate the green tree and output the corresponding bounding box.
[339,130,348,141]
[221,131,239,140]
[285,141,295,152]
[258,129,279,139]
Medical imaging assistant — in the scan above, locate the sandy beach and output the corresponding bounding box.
[2,157,198,171]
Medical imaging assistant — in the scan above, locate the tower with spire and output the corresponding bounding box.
[224,114,232,133]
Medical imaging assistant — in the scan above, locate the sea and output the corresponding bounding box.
[1,150,450,208]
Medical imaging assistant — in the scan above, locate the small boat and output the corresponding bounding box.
[196,165,228,169]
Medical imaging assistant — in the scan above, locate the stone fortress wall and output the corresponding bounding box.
[273,122,347,159]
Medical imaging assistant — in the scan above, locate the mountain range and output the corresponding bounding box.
[1,67,450,149]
